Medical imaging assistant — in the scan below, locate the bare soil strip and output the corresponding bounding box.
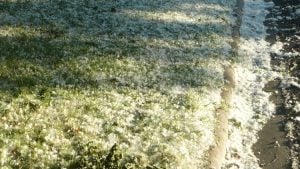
[208,0,243,168]
[208,66,235,169]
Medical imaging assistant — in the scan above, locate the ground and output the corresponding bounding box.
[0,0,298,169]
[0,0,234,168]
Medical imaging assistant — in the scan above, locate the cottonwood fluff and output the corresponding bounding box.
[223,0,277,168]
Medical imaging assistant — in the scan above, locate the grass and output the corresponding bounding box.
[0,0,235,168]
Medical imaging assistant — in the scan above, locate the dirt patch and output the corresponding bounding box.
[253,80,291,168]
[253,114,290,169]
[253,0,300,168]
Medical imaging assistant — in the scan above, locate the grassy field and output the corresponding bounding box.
[0,0,235,168]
